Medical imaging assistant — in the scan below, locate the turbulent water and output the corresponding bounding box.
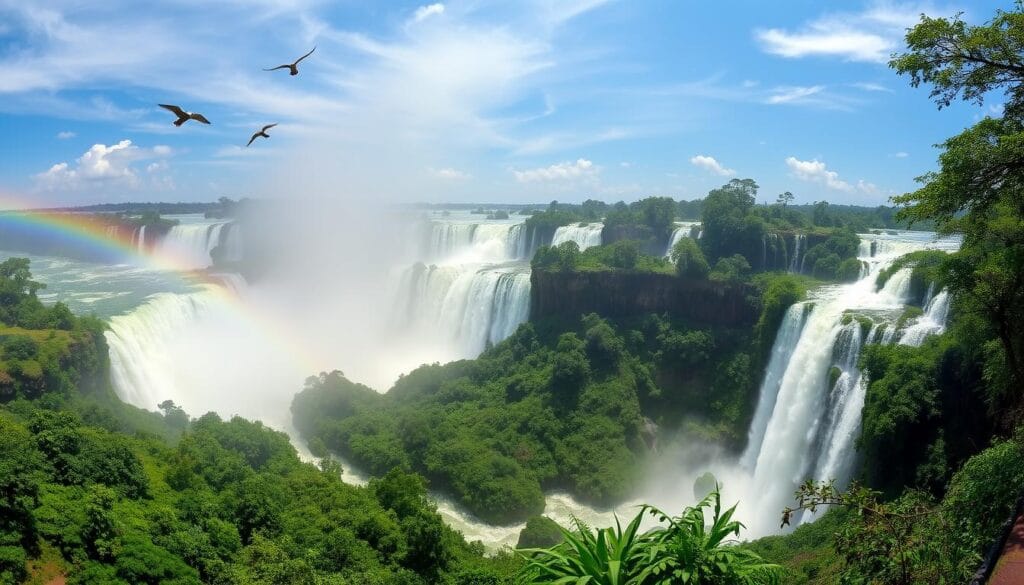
[739,230,960,534]
[155,215,239,269]
[664,221,701,257]
[391,212,535,360]
[551,222,603,250]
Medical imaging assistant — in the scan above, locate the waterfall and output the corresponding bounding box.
[424,221,536,262]
[741,231,960,535]
[742,303,811,468]
[921,282,935,307]
[664,222,702,258]
[898,289,952,346]
[155,223,228,269]
[551,223,603,250]
[394,263,531,355]
[106,289,222,410]
[788,234,805,273]
[218,223,244,263]
[136,225,146,253]
[879,267,913,304]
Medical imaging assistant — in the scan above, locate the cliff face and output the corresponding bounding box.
[530,270,761,327]
[601,224,666,256]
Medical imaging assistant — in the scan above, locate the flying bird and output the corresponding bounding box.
[263,46,316,76]
[247,124,278,147]
[159,104,211,126]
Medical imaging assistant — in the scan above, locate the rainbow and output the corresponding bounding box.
[0,195,331,380]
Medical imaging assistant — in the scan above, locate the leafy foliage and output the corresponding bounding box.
[519,489,781,584]
[293,306,781,522]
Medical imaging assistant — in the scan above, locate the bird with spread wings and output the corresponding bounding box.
[158,104,211,126]
[263,47,316,76]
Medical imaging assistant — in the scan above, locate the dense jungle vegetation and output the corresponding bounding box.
[0,261,520,584]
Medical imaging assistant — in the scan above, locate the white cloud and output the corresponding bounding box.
[514,158,596,182]
[894,151,909,158]
[856,179,879,194]
[754,2,952,63]
[689,154,735,177]
[852,82,892,92]
[34,139,172,191]
[412,3,444,23]
[429,167,470,180]
[56,130,75,139]
[766,85,825,105]
[756,27,891,62]
[785,156,877,195]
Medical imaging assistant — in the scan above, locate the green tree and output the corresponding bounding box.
[700,179,766,269]
[891,5,1024,417]
[671,238,710,279]
[710,254,751,283]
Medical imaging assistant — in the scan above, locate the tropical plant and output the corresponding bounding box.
[519,489,781,585]
[639,490,781,585]
[520,513,649,584]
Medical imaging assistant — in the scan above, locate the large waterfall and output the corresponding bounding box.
[740,231,960,534]
[664,222,701,257]
[390,214,536,360]
[155,222,232,269]
[551,223,603,250]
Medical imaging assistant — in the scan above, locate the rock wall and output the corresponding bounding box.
[530,270,760,327]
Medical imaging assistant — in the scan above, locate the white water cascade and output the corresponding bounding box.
[156,223,229,269]
[424,221,538,262]
[664,222,701,257]
[394,263,531,354]
[391,215,535,361]
[899,289,952,346]
[788,234,805,273]
[740,231,960,535]
[551,223,603,250]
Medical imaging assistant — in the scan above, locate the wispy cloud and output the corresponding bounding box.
[766,85,825,105]
[690,154,735,177]
[851,81,892,92]
[412,3,445,23]
[514,158,596,182]
[785,156,877,194]
[893,151,909,158]
[56,130,76,139]
[651,75,860,111]
[754,2,954,63]
[429,167,470,180]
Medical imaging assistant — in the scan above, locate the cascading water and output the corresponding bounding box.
[552,223,603,250]
[106,289,223,410]
[899,289,952,346]
[136,225,146,253]
[156,223,229,269]
[392,213,535,361]
[664,222,701,257]
[395,263,531,355]
[218,223,244,263]
[741,231,960,535]
[741,303,811,469]
[788,234,805,273]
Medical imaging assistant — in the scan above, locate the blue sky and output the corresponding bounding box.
[0,0,1010,207]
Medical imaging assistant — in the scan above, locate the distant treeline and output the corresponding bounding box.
[46,202,221,214]
[408,197,934,231]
